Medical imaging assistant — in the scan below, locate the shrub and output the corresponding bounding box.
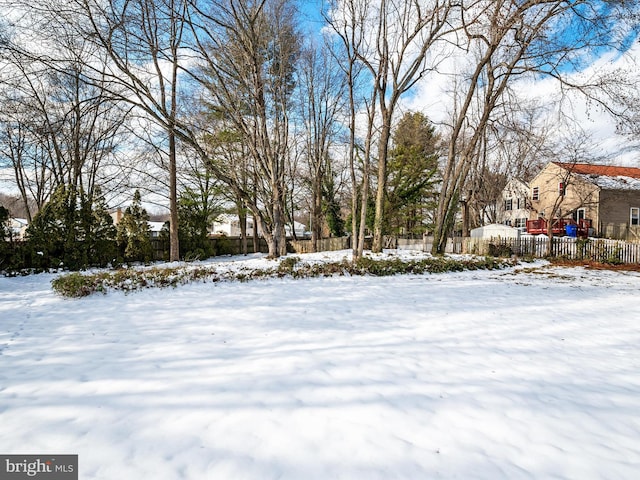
[25,185,118,271]
[51,272,99,298]
[213,235,233,255]
[116,190,153,263]
[52,254,517,298]
[488,243,513,258]
[278,256,300,274]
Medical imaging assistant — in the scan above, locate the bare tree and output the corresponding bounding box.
[297,39,347,251]
[368,0,457,252]
[324,0,379,260]
[188,0,301,258]
[41,0,190,261]
[432,0,640,254]
[0,103,53,221]
[464,98,551,229]
[0,27,129,222]
[325,0,459,254]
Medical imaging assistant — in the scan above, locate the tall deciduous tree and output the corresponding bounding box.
[326,0,457,255]
[324,0,378,260]
[189,0,300,258]
[0,26,128,222]
[364,0,456,253]
[297,39,346,250]
[52,0,189,261]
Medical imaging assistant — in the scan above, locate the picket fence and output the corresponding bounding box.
[149,235,640,264]
[466,236,640,264]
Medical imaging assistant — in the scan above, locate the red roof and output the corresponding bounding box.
[554,162,640,179]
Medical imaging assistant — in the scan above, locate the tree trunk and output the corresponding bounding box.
[432,187,459,255]
[356,163,369,259]
[252,212,259,254]
[238,202,248,256]
[311,178,322,253]
[372,119,392,253]
[168,128,179,262]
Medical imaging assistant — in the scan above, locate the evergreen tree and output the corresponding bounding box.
[177,186,221,260]
[89,187,118,266]
[117,190,153,263]
[26,185,74,269]
[0,205,9,239]
[25,184,118,270]
[322,177,345,237]
[386,112,441,236]
[0,205,10,268]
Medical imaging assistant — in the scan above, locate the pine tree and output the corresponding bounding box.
[0,205,9,239]
[322,177,345,238]
[386,112,441,237]
[90,187,118,266]
[117,190,153,263]
[177,186,221,260]
[26,185,71,269]
[0,205,10,269]
[24,184,120,270]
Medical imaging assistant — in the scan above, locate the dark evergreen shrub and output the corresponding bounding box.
[116,190,153,263]
[24,185,118,271]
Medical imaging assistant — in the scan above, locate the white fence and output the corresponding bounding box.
[290,234,640,264]
[466,236,640,264]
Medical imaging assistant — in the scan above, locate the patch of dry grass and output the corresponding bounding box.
[550,259,640,272]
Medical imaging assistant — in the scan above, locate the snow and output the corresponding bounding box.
[576,173,640,191]
[2,250,640,479]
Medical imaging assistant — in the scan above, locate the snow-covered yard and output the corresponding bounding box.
[1,251,640,479]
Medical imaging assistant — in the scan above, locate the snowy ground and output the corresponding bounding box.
[1,250,640,479]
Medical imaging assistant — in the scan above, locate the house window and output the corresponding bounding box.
[631,207,640,226]
[532,187,539,201]
[504,199,513,211]
[504,220,512,226]
[573,208,586,222]
[516,198,523,209]
[558,182,566,196]
[515,218,527,229]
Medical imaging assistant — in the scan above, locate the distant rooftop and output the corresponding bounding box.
[554,162,640,179]
[554,162,640,190]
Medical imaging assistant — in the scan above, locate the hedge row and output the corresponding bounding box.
[52,255,518,298]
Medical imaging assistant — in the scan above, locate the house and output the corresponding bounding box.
[148,222,166,238]
[499,179,531,230]
[110,208,124,225]
[528,162,640,239]
[211,214,307,238]
[8,218,28,241]
[285,221,309,238]
[211,214,256,237]
[110,208,167,238]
